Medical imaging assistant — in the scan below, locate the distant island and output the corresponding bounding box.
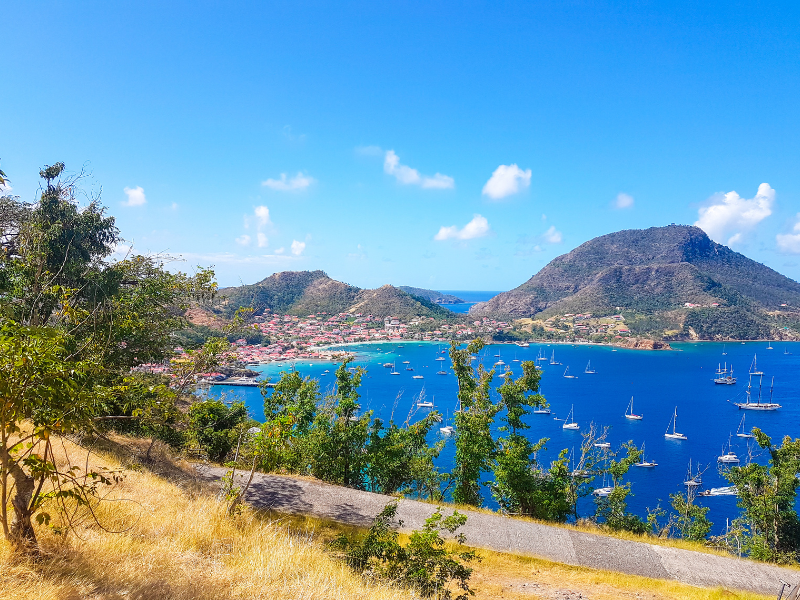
[398,286,464,304]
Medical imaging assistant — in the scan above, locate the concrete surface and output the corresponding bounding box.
[196,466,799,596]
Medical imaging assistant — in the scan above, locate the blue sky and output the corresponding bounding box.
[4,1,800,290]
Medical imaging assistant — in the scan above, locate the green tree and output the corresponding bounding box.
[305,359,372,488]
[593,442,645,533]
[723,428,800,562]
[450,339,501,506]
[187,399,249,462]
[0,320,115,553]
[365,412,446,498]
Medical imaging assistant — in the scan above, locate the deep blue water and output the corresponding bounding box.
[437,290,502,314]
[208,340,800,531]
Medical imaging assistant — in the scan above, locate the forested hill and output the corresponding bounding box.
[470,225,800,340]
[217,271,453,319]
[398,286,464,304]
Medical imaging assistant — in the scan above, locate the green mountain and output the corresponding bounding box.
[217,271,453,320]
[398,286,464,304]
[471,225,800,340]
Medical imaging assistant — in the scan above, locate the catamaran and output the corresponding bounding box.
[664,407,687,440]
[550,350,561,365]
[713,363,737,385]
[634,442,657,467]
[412,374,424,379]
[734,375,781,410]
[562,405,579,430]
[536,348,547,362]
[749,354,763,376]
[735,414,753,438]
[563,366,577,379]
[624,396,643,420]
[683,460,702,487]
[584,360,596,374]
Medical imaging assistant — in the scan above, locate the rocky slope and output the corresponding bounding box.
[471,225,800,340]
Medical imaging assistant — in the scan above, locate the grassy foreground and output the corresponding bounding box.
[0,436,774,600]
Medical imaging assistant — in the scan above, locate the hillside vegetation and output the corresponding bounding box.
[472,225,800,340]
[398,286,464,304]
[217,271,454,320]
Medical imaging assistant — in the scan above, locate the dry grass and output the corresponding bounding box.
[274,512,774,600]
[0,438,408,600]
[0,435,778,600]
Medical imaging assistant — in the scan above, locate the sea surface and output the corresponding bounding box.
[437,290,502,314]
[208,340,800,531]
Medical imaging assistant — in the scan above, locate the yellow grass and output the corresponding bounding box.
[270,511,775,600]
[0,438,408,600]
[0,436,779,600]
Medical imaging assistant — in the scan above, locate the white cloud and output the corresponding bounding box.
[777,214,800,254]
[274,247,285,254]
[262,172,314,191]
[0,182,13,195]
[384,150,454,189]
[615,193,634,209]
[695,183,775,246]
[235,234,251,246]
[482,164,531,200]
[291,240,306,255]
[434,214,491,241]
[123,186,147,207]
[356,145,383,156]
[543,225,563,244]
[421,173,455,189]
[170,202,178,211]
[257,232,268,248]
[254,205,271,229]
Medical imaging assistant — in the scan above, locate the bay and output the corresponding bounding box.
[208,339,799,532]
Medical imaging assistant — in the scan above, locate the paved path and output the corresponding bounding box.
[197,466,799,597]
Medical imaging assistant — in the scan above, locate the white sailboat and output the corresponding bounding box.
[735,414,753,438]
[563,366,577,379]
[624,396,643,420]
[550,350,562,365]
[734,375,781,410]
[713,363,737,385]
[749,354,763,376]
[562,405,579,430]
[390,362,400,375]
[722,344,727,356]
[717,436,739,464]
[634,442,657,467]
[683,459,702,487]
[767,341,774,350]
[664,407,687,440]
[584,360,596,374]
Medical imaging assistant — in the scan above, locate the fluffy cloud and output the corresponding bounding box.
[235,234,251,246]
[274,247,285,254]
[384,150,454,189]
[434,214,491,241]
[254,205,271,228]
[615,193,634,209]
[291,240,306,255]
[123,186,147,207]
[482,164,531,200]
[543,225,563,244]
[257,232,268,248]
[695,183,775,246]
[262,172,314,191]
[777,214,800,254]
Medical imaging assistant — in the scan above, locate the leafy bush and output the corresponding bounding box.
[332,502,477,599]
[187,399,249,462]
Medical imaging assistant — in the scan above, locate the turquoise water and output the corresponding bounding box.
[208,340,800,530]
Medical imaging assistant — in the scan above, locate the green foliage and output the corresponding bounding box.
[450,339,501,506]
[365,413,446,498]
[682,307,772,340]
[332,502,477,599]
[669,492,712,541]
[0,319,113,551]
[187,399,249,462]
[722,428,800,562]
